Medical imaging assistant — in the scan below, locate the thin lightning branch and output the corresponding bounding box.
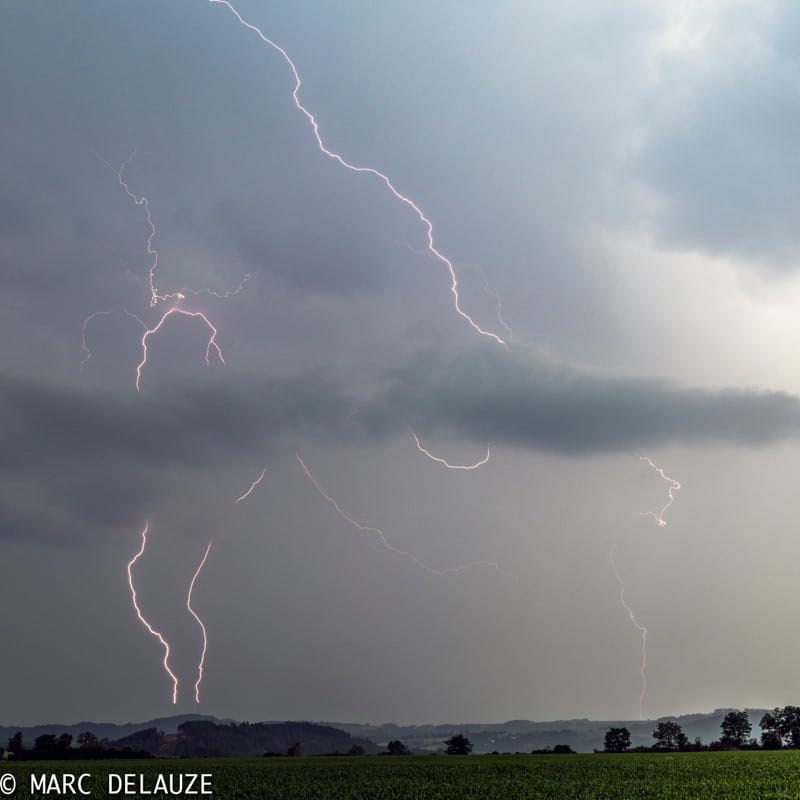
[136,306,224,392]
[81,307,146,371]
[609,537,648,721]
[209,0,506,346]
[411,431,491,470]
[182,272,252,299]
[235,466,268,503]
[115,152,183,309]
[639,456,681,527]
[296,454,511,578]
[473,264,513,344]
[187,541,212,704]
[127,523,179,705]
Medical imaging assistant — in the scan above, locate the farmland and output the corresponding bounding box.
[6,751,800,799]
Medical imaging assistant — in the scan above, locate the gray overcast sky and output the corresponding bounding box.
[3,0,800,726]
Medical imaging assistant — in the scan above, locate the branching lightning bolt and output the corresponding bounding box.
[187,541,212,704]
[235,466,268,503]
[411,431,491,470]
[135,306,224,392]
[209,0,506,346]
[127,523,179,705]
[296,454,511,578]
[609,537,648,721]
[639,456,681,527]
[81,307,146,371]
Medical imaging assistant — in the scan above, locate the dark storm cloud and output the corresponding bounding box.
[0,372,351,472]
[363,346,800,454]
[636,1,800,266]
[3,340,799,539]
[0,371,351,541]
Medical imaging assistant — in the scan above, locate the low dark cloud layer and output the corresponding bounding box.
[3,346,798,544]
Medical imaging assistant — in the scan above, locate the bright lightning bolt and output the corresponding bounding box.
[639,456,681,527]
[187,541,212,705]
[296,454,511,578]
[126,523,179,705]
[209,0,507,346]
[235,466,268,503]
[135,306,224,392]
[411,431,491,470]
[609,537,648,721]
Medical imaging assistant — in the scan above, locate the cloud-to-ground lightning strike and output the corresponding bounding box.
[411,431,491,470]
[639,456,681,527]
[609,537,648,721]
[296,454,511,578]
[127,523,179,705]
[608,458,680,719]
[209,0,507,346]
[187,541,212,705]
[235,466,268,504]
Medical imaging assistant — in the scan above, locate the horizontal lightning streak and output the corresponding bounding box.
[209,0,506,345]
[296,454,511,578]
[127,523,179,705]
[187,541,213,704]
[411,431,491,470]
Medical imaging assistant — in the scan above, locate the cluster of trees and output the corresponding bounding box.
[2,731,151,760]
[369,735,473,757]
[603,709,787,753]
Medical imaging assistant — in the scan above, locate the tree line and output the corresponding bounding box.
[604,708,800,752]
[1,731,151,760]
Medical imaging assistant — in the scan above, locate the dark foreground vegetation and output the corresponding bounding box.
[601,707,800,753]
[6,752,800,800]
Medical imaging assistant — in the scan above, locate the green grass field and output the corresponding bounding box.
[6,751,800,799]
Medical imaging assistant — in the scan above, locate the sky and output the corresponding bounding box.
[3,0,800,726]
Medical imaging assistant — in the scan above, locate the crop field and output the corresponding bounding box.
[6,752,800,799]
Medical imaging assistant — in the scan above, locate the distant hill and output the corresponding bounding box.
[0,715,222,748]
[0,717,375,758]
[329,709,771,753]
[114,720,377,757]
[0,709,769,756]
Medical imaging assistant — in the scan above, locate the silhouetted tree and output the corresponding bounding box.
[77,732,100,750]
[444,734,473,755]
[287,741,302,757]
[552,744,575,754]
[604,727,631,753]
[33,735,58,757]
[652,721,687,751]
[720,710,751,748]
[386,740,410,755]
[55,734,72,753]
[760,710,782,749]
[779,706,800,748]
[7,733,22,756]
[347,744,365,756]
